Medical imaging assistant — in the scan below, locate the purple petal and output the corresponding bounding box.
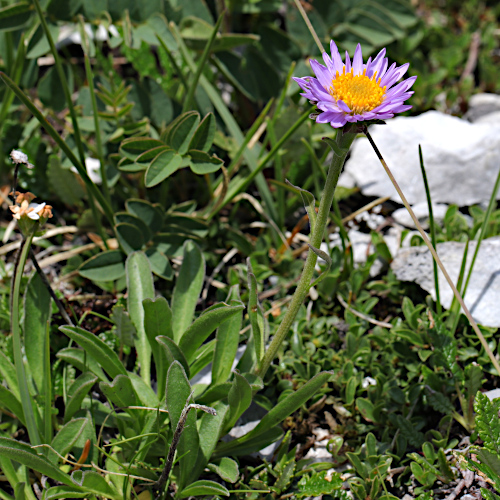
[381,62,410,88]
[316,110,343,124]
[310,59,333,90]
[330,40,344,73]
[345,51,351,72]
[309,78,334,101]
[317,101,342,113]
[336,100,351,113]
[327,113,348,128]
[352,43,363,75]
[384,76,417,98]
[367,48,387,78]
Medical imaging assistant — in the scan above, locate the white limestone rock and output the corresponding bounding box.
[340,111,500,206]
[392,202,449,229]
[391,236,500,327]
[465,93,500,122]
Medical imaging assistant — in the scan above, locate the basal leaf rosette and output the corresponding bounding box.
[293,41,416,128]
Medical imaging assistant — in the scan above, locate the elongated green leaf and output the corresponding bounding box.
[49,418,89,465]
[125,199,164,232]
[169,111,200,152]
[42,486,88,499]
[156,335,190,378]
[0,346,19,398]
[144,148,183,187]
[214,426,283,458]
[114,212,152,242]
[219,371,332,450]
[146,247,173,280]
[179,303,245,363]
[222,373,252,434]
[0,438,75,486]
[166,361,192,430]
[59,326,126,380]
[128,372,159,408]
[64,372,97,423]
[100,375,139,408]
[126,252,154,385]
[172,241,205,342]
[207,457,239,483]
[116,222,145,255]
[0,3,33,32]
[166,361,199,489]
[212,286,243,385]
[182,13,224,113]
[247,260,264,362]
[189,113,215,152]
[188,149,223,174]
[0,385,24,425]
[178,480,229,498]
[70,470,119,498]
[143,297,172,396]
[120,137,165,161]
[79,251,125,282]
[56,348,107,382]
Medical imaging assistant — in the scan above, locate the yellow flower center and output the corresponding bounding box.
[329,68,386,114]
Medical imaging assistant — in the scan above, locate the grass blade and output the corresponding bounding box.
[182,13,224,113]
[418,145,441,314]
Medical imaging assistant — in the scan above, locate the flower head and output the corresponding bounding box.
[10,200,46,220]
[13,191,36,204]
[10,149,34,168]
[293,41,416,128]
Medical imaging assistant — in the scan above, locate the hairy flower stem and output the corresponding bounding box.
[11,231,41,445]
[257,128,357,379]
[153,401,216,498]
[364,128,500,376]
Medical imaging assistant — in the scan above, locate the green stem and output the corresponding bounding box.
[257,128,356,378]
[182,12,224,113]
[11,231,41,446]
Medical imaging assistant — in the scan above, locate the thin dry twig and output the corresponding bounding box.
[337,293,393,329]
[461,31,481,83]
[0,225,78,255]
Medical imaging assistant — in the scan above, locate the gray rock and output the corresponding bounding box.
[391,236,500,327]
[392,202,449,229]
[465,93,500,122]
[474,110,500,125]
[340,111,500,206]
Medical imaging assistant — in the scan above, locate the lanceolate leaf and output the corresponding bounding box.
[212,286,243,385]
[215,371,332,456]
[59,326,126,380]
[172,241,205,343]
[126,252,155,385]
[179,303,245,363]
[178,480,229,498]
[23,271,51,394]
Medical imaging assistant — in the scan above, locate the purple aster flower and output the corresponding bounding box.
[293,41,416,128]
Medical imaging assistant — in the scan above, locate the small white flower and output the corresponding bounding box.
[26,202,46,220]
[362,376,377,389]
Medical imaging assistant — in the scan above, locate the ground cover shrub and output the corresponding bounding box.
[1,0,500,499]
